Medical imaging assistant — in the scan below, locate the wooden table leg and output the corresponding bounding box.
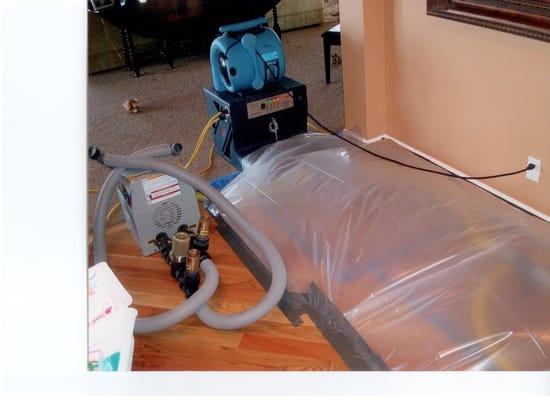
[323,35,331,84]
[120,28,140,77]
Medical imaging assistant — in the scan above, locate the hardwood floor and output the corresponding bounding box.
[99,221,347,371]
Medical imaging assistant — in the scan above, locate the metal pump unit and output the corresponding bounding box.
[204,17,308,170]
[116,169,201,256]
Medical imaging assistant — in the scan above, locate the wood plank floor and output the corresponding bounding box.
[98,221,347,371]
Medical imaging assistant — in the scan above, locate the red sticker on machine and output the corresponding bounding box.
[142,175,181,205]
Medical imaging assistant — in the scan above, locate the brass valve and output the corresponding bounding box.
[197,216,210,239]
[186,249,201,274]
[170,232,191,263]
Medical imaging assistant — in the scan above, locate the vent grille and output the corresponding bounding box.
[153,201,182,230]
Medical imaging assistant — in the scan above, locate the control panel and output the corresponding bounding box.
[246,93,294,120]
[204,77,307,170]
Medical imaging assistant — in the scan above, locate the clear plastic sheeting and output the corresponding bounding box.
[222,133,550,370]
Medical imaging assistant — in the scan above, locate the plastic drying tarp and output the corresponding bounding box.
[222,133,550,371]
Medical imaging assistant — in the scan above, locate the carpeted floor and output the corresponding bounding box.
[88,23,343,225]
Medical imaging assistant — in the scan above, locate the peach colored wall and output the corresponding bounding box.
[340,0,550,216]
[340,0,367,134]
[363,0,387,136]
[340,0,387,136]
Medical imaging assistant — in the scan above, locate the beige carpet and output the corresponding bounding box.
[88,23,343,224]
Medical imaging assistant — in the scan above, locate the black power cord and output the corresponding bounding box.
[307,112,535,181]
[280,84,534,181]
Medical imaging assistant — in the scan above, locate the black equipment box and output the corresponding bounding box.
[203,77,307,170]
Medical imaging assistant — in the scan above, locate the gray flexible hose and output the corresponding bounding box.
[131,143,180,158]
[134,259,219,334]
[92,145,287,333]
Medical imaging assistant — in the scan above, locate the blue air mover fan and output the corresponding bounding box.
[210,17,286,93]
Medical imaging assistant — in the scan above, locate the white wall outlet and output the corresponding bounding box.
[526,156,541,183]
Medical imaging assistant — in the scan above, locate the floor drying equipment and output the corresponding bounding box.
[204,17,308,170]
[89,15,304,334]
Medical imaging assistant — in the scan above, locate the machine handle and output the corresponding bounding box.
[241,33,265,91]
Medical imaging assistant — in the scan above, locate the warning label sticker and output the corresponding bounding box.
[143,175,181,205]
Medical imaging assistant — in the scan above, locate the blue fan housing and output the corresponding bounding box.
[210,17,286,93]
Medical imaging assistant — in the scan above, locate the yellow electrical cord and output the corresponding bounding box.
[176,112,222,170]
[308,120,330,135]
[197,145,216,176]
[91,113,293,194]
[106,202,122,223]
[307,121,320,132]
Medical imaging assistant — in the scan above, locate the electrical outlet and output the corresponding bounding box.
[526,156,541,183]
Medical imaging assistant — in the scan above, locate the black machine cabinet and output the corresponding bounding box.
[204,77,307,170]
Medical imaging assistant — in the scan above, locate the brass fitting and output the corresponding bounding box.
[186,249,200,274]
[170,232,190,263]
[197,216,210,239]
